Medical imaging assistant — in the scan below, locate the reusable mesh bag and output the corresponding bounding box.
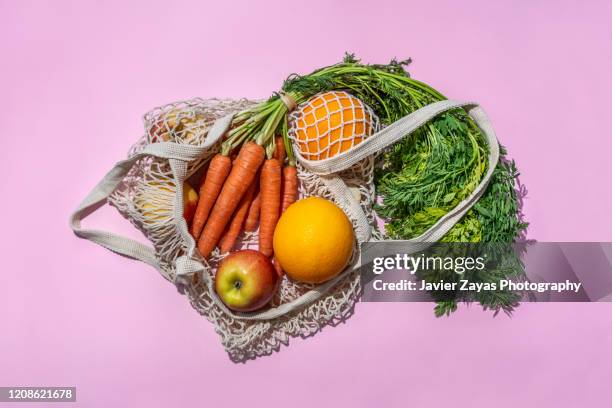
[70,95,500,361]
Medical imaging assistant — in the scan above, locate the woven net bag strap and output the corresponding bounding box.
[186,100,501,322]
[297,100,497,174]
[194,101,499,321]
[69,114,233,272]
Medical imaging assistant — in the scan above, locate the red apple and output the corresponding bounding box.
[214,250,278,312]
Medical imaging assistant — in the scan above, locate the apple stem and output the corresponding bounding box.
[234,280,242,290]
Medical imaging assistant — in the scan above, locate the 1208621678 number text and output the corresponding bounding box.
[0,387,76,402]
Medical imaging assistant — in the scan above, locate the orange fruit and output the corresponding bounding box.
[273,197,355,284]
[290,91,375,160]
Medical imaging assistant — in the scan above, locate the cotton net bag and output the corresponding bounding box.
[70,93,500,361]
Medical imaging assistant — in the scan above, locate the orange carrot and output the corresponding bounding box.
[190,154,232,240]
[244,179,261,232]
[273,136,286,162]
[198,142,265,258]
[258,158,282,257]
[281,165,298,213]
[218,182,256,253]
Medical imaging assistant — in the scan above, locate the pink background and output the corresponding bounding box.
[2,0,612,407]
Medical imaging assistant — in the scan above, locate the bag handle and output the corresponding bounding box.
[296,100,493,174]
[69,114,233,270]
[196,100,501,321]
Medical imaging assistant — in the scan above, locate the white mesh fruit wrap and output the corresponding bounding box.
[288,91,379,161]
[107,97,380,361]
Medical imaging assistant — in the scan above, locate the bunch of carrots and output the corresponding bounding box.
[189,134,298,269]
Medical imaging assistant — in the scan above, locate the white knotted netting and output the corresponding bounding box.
[107,95,380,361]
[74,93,499,361]
[288,90,378,160]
